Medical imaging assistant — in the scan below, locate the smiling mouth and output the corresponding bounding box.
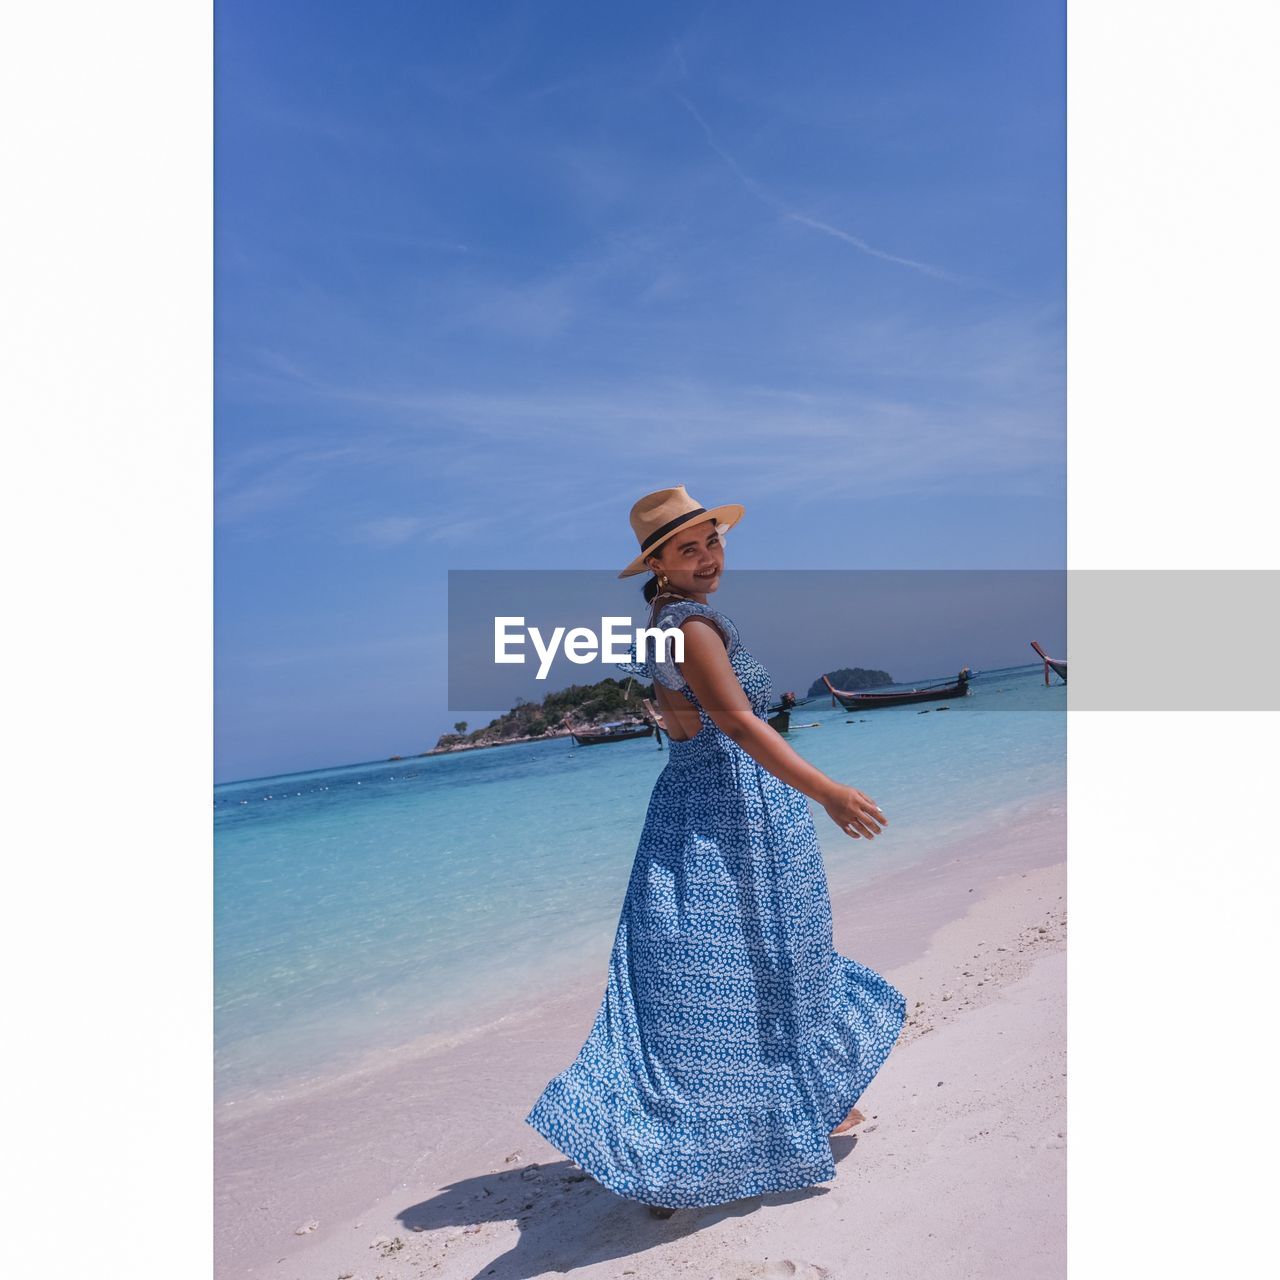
[693,567,718,580]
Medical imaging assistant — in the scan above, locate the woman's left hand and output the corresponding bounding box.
[821,783,888,840]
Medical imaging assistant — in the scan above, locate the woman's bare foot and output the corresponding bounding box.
[648,1204,676,1219]
[829,1106,866,1136]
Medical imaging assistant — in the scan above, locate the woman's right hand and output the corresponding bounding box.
[822,783,888,840]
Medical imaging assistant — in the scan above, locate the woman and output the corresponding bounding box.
[524,485,906,1217]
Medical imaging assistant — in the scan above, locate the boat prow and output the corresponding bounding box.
[1029,640,1067,684]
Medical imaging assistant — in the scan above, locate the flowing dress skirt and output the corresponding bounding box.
[525,726,907,1209]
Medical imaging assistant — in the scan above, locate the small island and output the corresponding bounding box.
[418,674,656,756]
[806,666,894,698]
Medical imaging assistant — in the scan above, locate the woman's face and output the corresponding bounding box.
[647,519,725,595]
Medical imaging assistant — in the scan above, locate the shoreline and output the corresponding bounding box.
[215,790,1065,1278]
[215,785,1063,1114]
[416,727,579,756]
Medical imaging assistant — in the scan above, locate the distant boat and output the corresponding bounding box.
[569,720,656,747]
[767,690,798,734]
[1029,640,1067,684]
[822,669,972,710]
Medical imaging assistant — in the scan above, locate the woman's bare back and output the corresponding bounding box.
[653,678,702,741]
[645,595,731,741]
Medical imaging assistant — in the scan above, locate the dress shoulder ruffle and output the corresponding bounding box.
[612,600,740,691]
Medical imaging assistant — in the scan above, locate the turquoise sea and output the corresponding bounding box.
[214,663,1065,1105]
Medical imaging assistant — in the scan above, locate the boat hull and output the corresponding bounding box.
[570,724,655,747]
[822,672,971,710]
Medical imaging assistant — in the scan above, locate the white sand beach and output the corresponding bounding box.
[215,792,1065,1278]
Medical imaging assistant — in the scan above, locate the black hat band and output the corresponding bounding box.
[639,507,710,553]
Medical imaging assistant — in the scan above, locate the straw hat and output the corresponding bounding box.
[617,485,745,579]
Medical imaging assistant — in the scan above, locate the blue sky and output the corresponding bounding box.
[215,0,1065,783]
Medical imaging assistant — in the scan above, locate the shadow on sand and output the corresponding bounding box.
[396,1136,859,1278]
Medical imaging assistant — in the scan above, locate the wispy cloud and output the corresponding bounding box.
[783,212,964,282]
[669,89,974,287]
[218,368,1061,537]
[351,515,428,547]
[216,443,359,525]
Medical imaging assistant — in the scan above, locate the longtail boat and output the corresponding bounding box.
[1029,641,1067,685]
[822,669,971,710]
[569,720,656,747]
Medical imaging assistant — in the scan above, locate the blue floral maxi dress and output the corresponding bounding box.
[524,599,906,1208]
